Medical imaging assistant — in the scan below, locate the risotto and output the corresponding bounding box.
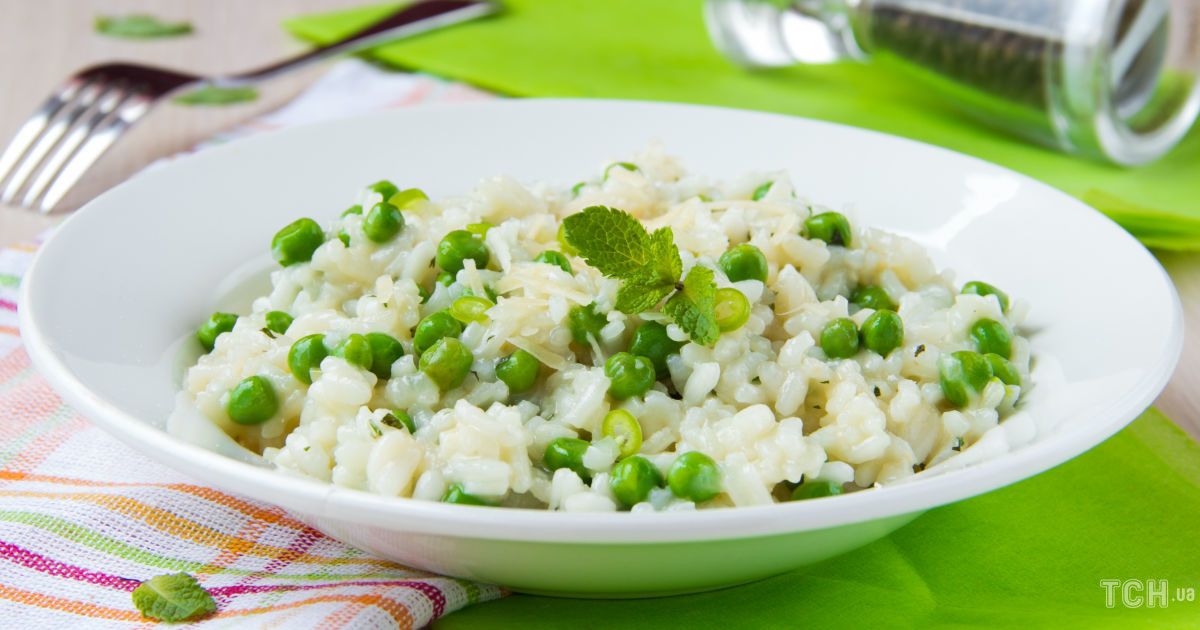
[180,145,1031,512]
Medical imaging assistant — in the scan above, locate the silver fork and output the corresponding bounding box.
[0,0,497,213]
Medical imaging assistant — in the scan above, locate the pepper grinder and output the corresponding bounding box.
[705,0,1200,165]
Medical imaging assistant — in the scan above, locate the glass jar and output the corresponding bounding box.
[705,0,1200,165]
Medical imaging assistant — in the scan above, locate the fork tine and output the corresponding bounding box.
[22,83,133,209]
[0,77,87,192]
[35,92,153,213]
[0,80,105,205]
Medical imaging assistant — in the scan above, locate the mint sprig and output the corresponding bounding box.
[132,573,216,622]
[563,206,718,345]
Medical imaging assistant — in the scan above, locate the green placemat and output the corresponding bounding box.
[285,1,1200,251]
[431,409,1200,629]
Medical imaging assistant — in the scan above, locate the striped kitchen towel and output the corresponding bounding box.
[0,60,504,628]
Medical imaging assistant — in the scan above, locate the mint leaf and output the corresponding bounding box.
[664,266,718,345]
[173,86,259,106]
[132,573,216,622]
[562,206,654,278]
[648,227,682,286]
[95,15,193,39]
[615,280,675,314]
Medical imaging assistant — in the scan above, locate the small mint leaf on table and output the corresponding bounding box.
[173,86,259,106]
[95,14,193,39]
[132,573,216,622]
[664,266,719,346]
[562,206,654,278]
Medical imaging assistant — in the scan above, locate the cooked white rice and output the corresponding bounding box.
[179,144,1031,511]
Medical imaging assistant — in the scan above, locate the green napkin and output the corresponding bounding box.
[285,1,1200,251]
[433,409,1200,629]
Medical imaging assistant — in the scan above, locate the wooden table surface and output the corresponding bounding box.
[2,0,1197,439]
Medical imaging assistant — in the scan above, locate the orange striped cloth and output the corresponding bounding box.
[0,61,504,627]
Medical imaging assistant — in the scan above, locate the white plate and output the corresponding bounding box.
[20,99,1182,596]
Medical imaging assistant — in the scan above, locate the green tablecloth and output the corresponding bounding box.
[286,0,1200,251]
[285,4,1200,627]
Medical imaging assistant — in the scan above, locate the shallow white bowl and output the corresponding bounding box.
[20,100,1182,596]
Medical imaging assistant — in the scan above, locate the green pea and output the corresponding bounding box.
[962,281,1009,312]
[466,222,493,238]
[714,287,751,333]
[533,250,572,274]
[442,483,491,506]
[413,311,463,354]
[362,202,404,243]
[850,285,896,312]
[287,334,327,384]
[604,352,656,400]
[751,181,773,201]
[364,332,405,379]
[419,337,474,390]
[449,295,493,324]
[197,312,237,353]
[436,229,490,274]
[969,318,1012,359]
[418,284,431,304]
[718,244,768,283]
[602,409,643,458]
[609,456,662,507]
[629,321,682,378]
[543,437,591,482]
[381,410,416,433]
[603,162,638,180]
[860,309,904,356]
[791,479,843,501]
[436,271,455,286]
[804,211,852,247]
[368,179,399,200]
[264,311,293,335]
[341,204,363,217]
[557,223,579,256]
[389,188,429,209]
[568,302,607,345]
[820,318,860,359]
[985,353,1021,386]
[337,231,351,247]
[271,218,325,267]
[667,451,721,503]
[939,350,993,407]
[226,375,278,425]
[496,349,540,394]
[331,334,373,370]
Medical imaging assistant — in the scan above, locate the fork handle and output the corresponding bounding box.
[220,0,497,85]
